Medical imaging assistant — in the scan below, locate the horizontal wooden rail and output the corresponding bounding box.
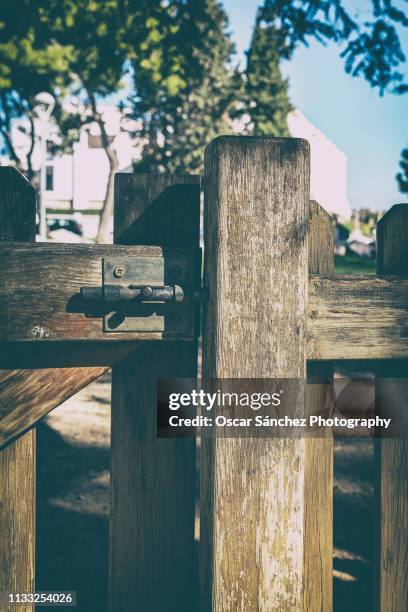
[0,341,139,369]
[0,242,199,344]
[1,243,407,361]
[0,344,139,450]
[1,243,408,361]
[308,274,408,360]
[0,367,107,449]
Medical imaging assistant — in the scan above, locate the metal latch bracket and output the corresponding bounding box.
[80,255,199,335]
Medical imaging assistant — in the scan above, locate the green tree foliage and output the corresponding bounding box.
[0,2,70,179]
[130,0,237,173]
[1,0,407,224]
[43,0,128,94]
[0,0,142,240]
[259,0,407,95]
[39,0,134,241]
[397,144,408,193]
[236,12,292,137]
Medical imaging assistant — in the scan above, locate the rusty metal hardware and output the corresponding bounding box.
[79,255,204,333]
[81,284,184,305]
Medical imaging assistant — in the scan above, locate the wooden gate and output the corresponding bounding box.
[0,137,407,611]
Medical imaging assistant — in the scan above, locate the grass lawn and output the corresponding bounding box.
[334,255,376,275]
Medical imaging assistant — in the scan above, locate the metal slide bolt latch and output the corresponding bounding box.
[80,284,184,306]
[78,257,206,333]
[80,284,209,306]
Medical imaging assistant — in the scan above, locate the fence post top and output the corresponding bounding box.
[0,167,35,198]
[310,200,333,218]
[114,172,200,184]
[205,134,310,151]
[377,202,408,225]
[0,165,29,182]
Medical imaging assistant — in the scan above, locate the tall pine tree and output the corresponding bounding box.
[237,12,292,137]
[130,0,236,174]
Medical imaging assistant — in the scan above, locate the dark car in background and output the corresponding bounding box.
[36,214,89,242]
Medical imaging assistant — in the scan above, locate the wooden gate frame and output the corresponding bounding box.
[0,137,407,611]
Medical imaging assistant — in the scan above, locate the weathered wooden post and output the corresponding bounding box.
[200,137,311,610]
[375,204,408,611]
[305,200,333,611]
[0,168,36,611]
[109,175,200,610]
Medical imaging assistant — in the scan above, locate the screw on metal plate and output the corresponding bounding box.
[113,265,125,278]
[79,255,200,334]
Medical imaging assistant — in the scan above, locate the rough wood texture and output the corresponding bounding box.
[0,242,197,343]
[308,275,408,360]
[0,341,136,370]
[0,167,35,611]
[0,340,139,449]
[0,435,35,610]
[305,201,333,611]
[377,204,408,274]
[0,167,36,243]
[113,173,200,247]
[200,137,309,610]
[375,203,408,612]
[0,366,107,449]
[0,339,140,449]
[3,241,407,359]
[110,174,200,611]
[308,200,334,276]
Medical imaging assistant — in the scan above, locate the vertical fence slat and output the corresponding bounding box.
[376,204,408,612]
[109,174,200,611]
[200,137,309,610]
[308,200,334,276]
[0,168,36,611]
[305,200,334,611]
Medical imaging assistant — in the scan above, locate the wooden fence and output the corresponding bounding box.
[0,137,407,611]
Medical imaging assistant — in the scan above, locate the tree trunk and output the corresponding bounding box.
[96,151,119,243]
[85,87,119,244]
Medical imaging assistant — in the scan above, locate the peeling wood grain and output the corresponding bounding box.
[0,167,35,611]
[375,203,408,612]
[2,243,408,360]
[0,341,137,369]
[308,200,334,277]
[0,242,198,342]
[0,434,35,611]
[308,275,408,360]
[110,174,199,611]
[0,366,112,449]
[200,137,309,611]
[0,168,36,243]
[304,201,333,611]
[0,342,137,451]
[3,242,408,361]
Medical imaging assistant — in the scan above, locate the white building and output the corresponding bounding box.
[287,110,352,219]
[43,107,142,237]
[0,105,142,238]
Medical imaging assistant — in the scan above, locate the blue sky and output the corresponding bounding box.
[224,0,407,211]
